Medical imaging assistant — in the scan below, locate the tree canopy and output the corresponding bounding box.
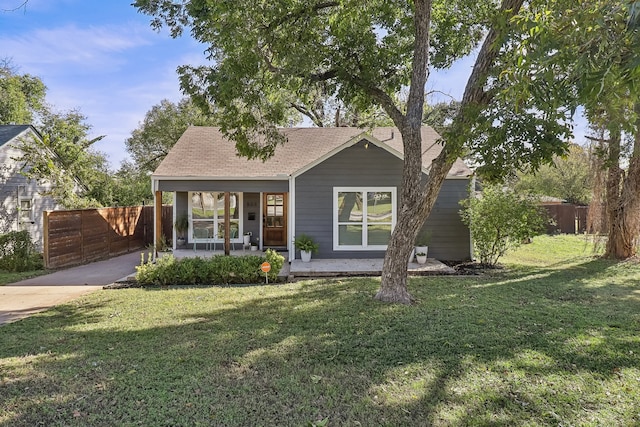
[135,0,578,302]
[0,59,46,125]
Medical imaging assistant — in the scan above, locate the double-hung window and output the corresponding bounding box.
[189,192,241,242]
[18,198,33,223]
[334,187,396,250]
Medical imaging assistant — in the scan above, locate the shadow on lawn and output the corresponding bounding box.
[1,258,639,426]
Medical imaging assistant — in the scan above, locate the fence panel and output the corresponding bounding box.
[43,206,173,269]
[541,204,589,235]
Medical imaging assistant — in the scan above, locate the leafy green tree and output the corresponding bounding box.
[512,1,640,258]
[460,185,547,266]
[125,98,216,173]
[111,161,155,207]
[13,107,114,208]
[0,59,46,125]
[513,144,593,205]
[135,0,574,303]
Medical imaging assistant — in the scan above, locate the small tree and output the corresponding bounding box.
[460,185,547,266]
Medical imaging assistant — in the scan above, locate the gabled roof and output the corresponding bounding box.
[153,126,472,180]
[0,125,41,148]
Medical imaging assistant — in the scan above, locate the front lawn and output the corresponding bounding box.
[1,235,639,426]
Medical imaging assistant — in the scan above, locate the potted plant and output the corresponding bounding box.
[174,213,189,247]
[243,231,252,248]
[294,233,319,262]
[416,252,427,264]
[415,230,431,258]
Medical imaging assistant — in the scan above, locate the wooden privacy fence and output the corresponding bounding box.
[43,206,173,269]
[541,204,588,235]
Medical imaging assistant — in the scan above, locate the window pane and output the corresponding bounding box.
[19,200,31,221]
[216,193,225,218]
[218,220,240,239]
[367,192,392,223]
[338,225,362,245]
[337,192,363,223]
[229,193,239,218]
[368,224,392,245]
[193,221,212,239]
[192,193,215,219]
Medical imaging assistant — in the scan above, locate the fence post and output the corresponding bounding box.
[43,210,50,269]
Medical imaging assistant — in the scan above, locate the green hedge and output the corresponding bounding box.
[0,230,43,272]
[135,249,285,286]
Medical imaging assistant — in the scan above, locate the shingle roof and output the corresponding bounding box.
[0,125,34,147]
[153,126,471,179]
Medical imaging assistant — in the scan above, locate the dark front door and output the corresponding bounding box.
[263,193,287,246]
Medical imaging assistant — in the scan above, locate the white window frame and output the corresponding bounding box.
[18,197,34,223]
[188,192,243,243]
[333,187,396,251]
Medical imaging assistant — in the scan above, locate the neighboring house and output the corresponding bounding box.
[152,126,473,261]
[0,125,60,249]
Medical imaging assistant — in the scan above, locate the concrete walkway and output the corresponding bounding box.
[0,251,142,325]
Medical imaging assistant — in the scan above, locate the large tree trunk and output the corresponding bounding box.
[375,0,525,303]
[605,104,640,258]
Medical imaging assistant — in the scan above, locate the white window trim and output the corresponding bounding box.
[333,187,396,251]
[188,192,243,243]
[18,197,34,223]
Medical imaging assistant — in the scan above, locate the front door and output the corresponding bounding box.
[263,193,287,246]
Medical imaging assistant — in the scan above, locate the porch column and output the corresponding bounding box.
[155,190,162,256]
[224,191,230,255]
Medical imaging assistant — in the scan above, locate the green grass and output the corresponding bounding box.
[2,235,640,426]
[0,269,46,286]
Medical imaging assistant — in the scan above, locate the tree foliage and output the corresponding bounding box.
[0,59,46,125]
[513,144,593,205]
[513,0,640,258]
[13,107,114,209]
[460,185,547,266]
[125,98,216,173]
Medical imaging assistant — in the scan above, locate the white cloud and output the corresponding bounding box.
[0,23,152,74]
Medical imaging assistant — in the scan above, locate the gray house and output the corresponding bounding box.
[152,126,473,261]
[0,125,60,248]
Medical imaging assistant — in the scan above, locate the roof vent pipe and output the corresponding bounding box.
[391,131,394,139]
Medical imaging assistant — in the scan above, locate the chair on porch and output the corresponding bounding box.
[193,227,211,252]
[215,227,239,252]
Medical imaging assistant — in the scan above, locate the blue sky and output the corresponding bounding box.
[1,0,586,169]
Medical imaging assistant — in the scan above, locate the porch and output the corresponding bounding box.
[169,249,455,278]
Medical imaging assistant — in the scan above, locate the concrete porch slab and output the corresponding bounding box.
[290,258,455,277]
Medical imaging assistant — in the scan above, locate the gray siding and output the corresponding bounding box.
[295,139,471,261]
[158,180,288,193]
[0,143,60,250]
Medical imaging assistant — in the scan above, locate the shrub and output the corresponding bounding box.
[0,230,43,272]
[460,185,548,266]
[135,249,286,286]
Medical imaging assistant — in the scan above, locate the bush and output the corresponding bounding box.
[460,185,547,266]
[0,230,43,272]
[135,249,286,286]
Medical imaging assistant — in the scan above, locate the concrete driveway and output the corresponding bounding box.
[0,251,142,325]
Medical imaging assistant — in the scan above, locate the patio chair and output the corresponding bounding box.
[193,227,211,252]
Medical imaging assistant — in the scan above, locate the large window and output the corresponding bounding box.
[189,192,241,242]
[334,187,396,250]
